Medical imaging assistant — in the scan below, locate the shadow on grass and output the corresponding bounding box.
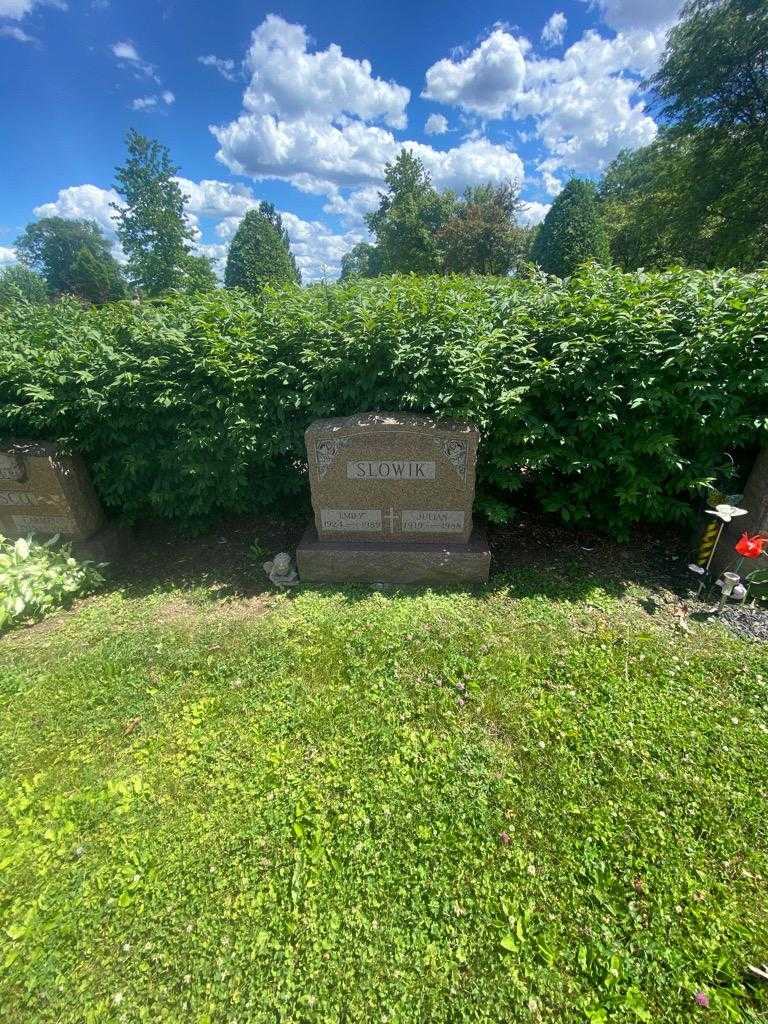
[102,515,692,609]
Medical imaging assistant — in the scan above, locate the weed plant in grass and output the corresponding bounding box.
[1,575,767,1022]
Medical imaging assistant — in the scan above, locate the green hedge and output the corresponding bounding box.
[1,267,767,535]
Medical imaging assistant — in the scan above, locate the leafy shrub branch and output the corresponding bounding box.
[1,265,766,535]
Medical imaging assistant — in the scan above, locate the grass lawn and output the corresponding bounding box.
[1,527,767,1023]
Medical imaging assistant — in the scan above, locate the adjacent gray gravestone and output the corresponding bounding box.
[0,441,128,560]
[296,413,490,584]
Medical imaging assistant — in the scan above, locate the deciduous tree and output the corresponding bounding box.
[69,247,127,304]
[113,130,195,295]
[601,0,768,269]
[439,182,521,275]
[366,151,454,274]
[180,253,218,293]
[340,242,381,280]
[15,217,124,299]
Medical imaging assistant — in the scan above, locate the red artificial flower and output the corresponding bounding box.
[735,533,768,558]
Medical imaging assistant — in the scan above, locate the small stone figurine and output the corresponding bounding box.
[263,551,299,588]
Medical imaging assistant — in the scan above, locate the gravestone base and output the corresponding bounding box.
[296,524,490,586]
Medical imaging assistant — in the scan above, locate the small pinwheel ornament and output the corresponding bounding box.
[694,501,750,597]
[705,503,748,523]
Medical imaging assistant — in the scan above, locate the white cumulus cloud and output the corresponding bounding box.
[174,177,260,222]
[520,29,661,178]
[34,183,122,235]
[411,138,524,194]
[323,185,381,224]
[213,112,524,199]
[422,28,529,119]
[423,24,662,184]
[0,246,17,266]
[281,211,365,281]
[541,12,567,48]
[425,113,449,135]
[242,14,410,128]
[213,114,400,193]
[519,200,550,225]
[212,18,525,204]
[589,0,681,31]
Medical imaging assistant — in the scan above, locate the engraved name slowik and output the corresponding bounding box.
[347,460,436,480]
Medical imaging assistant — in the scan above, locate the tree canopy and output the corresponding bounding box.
[601,0,768,269]
[0,264,48,305]
[366,151,455,274]
[439,182,525,276]
[344,155,534,278]
[532,180,609,277]
[180,253,219,294]
[113,130,195,295]
[224,205,300,292]
[340,242,381,281]
[14,217,125,301]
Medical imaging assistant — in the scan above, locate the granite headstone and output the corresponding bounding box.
[0,441,127,560]
[296,413,490,584]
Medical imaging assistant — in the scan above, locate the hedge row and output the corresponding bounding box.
[1,266,767,536]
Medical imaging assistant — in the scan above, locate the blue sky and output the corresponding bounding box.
[0,0,680,280]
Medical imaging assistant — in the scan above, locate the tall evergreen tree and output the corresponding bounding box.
[15,217,124,298]
[532,180,609,277]
[112,130,195,295]
[224,208,300,292]
[366,151,454,274]
[257,202,301,283]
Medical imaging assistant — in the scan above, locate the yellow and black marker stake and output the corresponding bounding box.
[695,493,727,568]
[691,489,744,596]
